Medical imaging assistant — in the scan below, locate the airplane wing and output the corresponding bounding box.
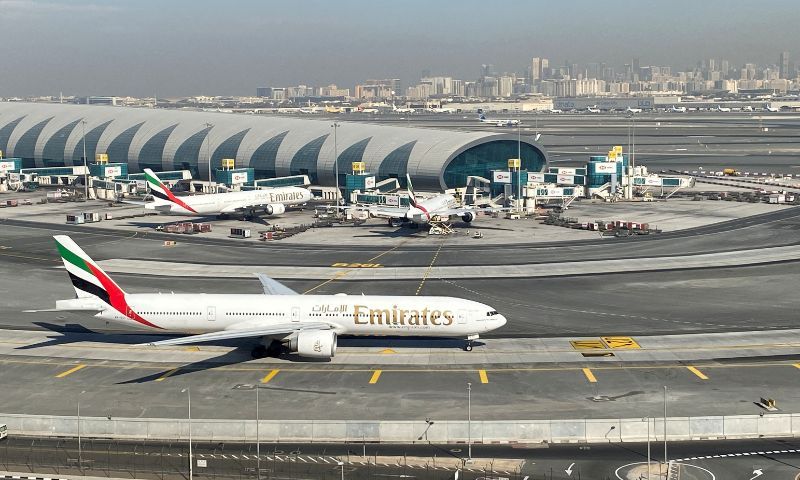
[139,322,332,347]
[337,205,408,219]
[434,206,510,217]
[254,273,298,295]
[118,199,149,206]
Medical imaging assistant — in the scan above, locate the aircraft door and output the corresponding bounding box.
[457,310,467,324]
[207,306,216,321]
[291,307,300,323]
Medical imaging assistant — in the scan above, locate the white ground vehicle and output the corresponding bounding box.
[0,424,7,440]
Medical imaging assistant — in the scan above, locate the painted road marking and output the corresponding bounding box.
[155,368,180,382]
[793,363,800,370]
[582,368,598,383]
[601,336,641,349]
[570,340,606,350]
[479,369,489,384]
[369,370,382,384]
[330,263,383,268]
[380,349,396,354]
[261,369,280,384]
[416,239,445,296]
[55,364,87,378]
[687,366,709,380]
[304,241,405,294]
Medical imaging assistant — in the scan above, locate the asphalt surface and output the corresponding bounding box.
[2,436,799,480]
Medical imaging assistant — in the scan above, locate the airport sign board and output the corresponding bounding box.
[557,175,575,185]
[385,194,400,206]
[493,171,512,183]
[230,171,249,184]
[364,176,376,190]
[104,166,122,177]
[0,161,16,173]
[644,177,662,186]
[553,167,576,175]
[594,162,618,174]
[527,172,545,183]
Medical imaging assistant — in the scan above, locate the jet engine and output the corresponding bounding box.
[288,330,337,359]
[264,204,286,216]
[461,211,475,223]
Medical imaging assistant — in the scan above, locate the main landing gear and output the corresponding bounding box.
[464,341,474,352]
[252,340,283,358]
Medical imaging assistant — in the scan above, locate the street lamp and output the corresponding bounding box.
[467,382,472,461]
[337,460,344,480]
[256,385,260,480]
[643,417,651,479]
[81,120,88,200]
[516,120,522,213]
[331,122,340,214]
[181,387,193,480]
[663,386,668,468]
[204,123,213,190]
[77,390,86,468]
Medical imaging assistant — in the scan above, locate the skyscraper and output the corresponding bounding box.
[780,51,790,79]
[531,57,541,82]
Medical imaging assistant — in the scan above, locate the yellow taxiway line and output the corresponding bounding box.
[155,368,180,382]
[686,366,709,380]
[582,368,597,383]
[261,369,280,384]
[55,364,87,378]
[369,370,382,384]
[478,369,489,384]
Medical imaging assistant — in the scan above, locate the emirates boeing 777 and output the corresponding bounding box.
[27,236,507,358]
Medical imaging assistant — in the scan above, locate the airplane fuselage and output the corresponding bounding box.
[147,186,312,215]
[89,294,505,338]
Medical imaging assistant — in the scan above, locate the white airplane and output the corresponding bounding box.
[351,174,500,227]
[548,108,564,114]
[670,105,687,113]
[716,105,732,112]
[478,113,520,126]
[625,107,642,114]
[143,168,312,217]
[392,103,416,114]
[586,105,601,113]
[30,236,507,356]
[765,104,780,112]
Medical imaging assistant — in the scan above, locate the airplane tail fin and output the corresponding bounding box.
[53,235,127,301]
[406,174,419,207]
[143,168,196,212]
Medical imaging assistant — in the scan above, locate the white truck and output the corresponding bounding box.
[0,424,6,440]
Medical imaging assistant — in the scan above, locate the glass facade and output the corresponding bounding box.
[0,116,25,157]
[173,127,211,178]
[378,141,416,187]
[335,137,371,185]
[138,124,178,172]
[105,122,144,165]
[249,131,288,179]
[211,129,250,172]
[15,117,53,168]
[71,121,112,166]
[442,140,545,188]
[289,134,328,184]
[42,119,82,167]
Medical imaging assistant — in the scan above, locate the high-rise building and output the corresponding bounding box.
[780,51,790,79]
[480,64,495,78]
[541,58,549,78]
[531,57,541,82]
[256,87,272,98]
[498,76,514,97]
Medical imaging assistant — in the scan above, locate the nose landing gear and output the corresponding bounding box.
[464,341,474,352]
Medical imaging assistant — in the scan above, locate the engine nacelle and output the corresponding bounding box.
[461,211,475,223]
[264,203,286,216]
[288,330,337,359]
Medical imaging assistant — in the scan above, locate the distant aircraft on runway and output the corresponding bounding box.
[548,108,564,113]
[478,113,520,126]
[765,104,780,112]
[586,105,601,113]
[142,168,311,218]
[26,236,506,357]
[716,105,732,112]
[625,107,643,114]
[670,105,687,113]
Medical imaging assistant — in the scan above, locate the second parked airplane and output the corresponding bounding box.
[143,168,312,217]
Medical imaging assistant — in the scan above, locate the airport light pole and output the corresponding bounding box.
[256,385,260,480]
[77,390,85,468]
[663,386,668,469]
[81,120,88,200]
[182,387,193,480]
[644,417,651,479]
[331,122,340,216]
[467,382,472,461]
[204,123,213,190]
[517,120,522,213]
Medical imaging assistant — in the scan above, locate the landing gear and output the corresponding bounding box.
[251,340,283,358]
[464,340,474,352]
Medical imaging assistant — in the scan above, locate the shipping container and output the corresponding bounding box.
[83,212,101,223]
[6,200,18,207]
[193,223,212,233]
[230,228,251,238]
[66,214,84,224]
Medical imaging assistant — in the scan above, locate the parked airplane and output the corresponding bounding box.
[143,168,312,217]
[716,105,732,112]
[349,174,501,227]
[548,108,564,113]
[392,103,416,114]
[625,107,643,114]
[586,105,601,113]
[29,236,507,356]
[765,104,780,112]
[478,113,520,126]
[670,105,687,113]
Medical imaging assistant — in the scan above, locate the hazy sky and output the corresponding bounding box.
[1,0,798,97]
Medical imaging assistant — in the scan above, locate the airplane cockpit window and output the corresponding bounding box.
[486,310,499,316]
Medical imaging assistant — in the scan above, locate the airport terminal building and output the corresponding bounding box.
[0,103,547,190]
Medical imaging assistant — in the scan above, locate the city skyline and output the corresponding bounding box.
[1,0,800,97]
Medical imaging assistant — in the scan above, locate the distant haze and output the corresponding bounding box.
[0,0,798,97]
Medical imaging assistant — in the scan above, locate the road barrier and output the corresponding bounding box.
[0,413,797,443]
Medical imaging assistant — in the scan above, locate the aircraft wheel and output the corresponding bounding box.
[464,341,474,352]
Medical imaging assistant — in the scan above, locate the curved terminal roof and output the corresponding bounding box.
[0,102,547,190]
